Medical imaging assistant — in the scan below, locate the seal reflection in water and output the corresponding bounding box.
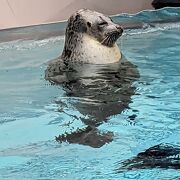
[45,9,139,148]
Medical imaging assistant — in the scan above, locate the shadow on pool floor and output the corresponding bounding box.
[117,143,180,172]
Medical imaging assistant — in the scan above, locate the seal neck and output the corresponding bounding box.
[62,31,83,61]
[62,33,121,64]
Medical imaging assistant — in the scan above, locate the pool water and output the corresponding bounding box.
[0,8,180,180]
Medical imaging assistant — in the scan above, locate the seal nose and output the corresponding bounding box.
[116,25,123,34]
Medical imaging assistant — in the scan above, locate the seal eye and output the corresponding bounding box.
[98,21,108,26]
[87,22,91,28]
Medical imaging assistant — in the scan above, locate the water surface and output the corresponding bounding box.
[0,8,180,180]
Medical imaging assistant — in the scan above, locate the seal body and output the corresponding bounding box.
[45,9,139,148]
[61,9,123,64]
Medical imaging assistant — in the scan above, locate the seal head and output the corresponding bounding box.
[62,9,123,64]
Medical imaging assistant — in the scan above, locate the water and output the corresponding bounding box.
[0,8,180,180]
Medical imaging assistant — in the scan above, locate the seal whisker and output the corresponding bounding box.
[101,36,109,45]
[107,36,114,46]
[107,37,110,46]
[106,36,111,46]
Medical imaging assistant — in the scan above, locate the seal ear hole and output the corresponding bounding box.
[87,22,91,28]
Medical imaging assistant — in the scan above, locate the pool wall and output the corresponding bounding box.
[0,0,153,30]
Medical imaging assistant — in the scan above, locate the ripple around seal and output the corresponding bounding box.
[0,8,180,180]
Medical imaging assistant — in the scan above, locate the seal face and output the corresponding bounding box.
[61,9,123,64]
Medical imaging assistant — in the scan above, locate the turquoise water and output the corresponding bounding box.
[0,8,180,180]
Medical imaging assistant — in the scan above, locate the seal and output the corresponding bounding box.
[61,9,123,64]
[45,9,139,148]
